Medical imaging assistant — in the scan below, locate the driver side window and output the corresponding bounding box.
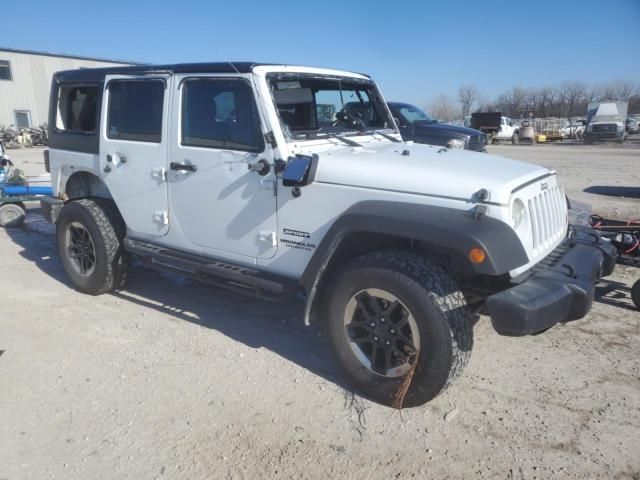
[181,78,264,152]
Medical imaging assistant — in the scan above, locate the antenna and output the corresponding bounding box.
[218,48,240,74]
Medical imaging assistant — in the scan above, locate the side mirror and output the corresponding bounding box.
[393,117,403,128]
[282,154,316,187]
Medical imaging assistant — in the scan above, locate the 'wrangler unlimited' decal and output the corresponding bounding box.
[282,228,316,251]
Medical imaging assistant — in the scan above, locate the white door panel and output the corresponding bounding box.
[169,74,278,259]
[100,74,171,237]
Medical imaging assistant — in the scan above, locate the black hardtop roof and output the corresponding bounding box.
[54,62,270,82]
[53,62,371,82]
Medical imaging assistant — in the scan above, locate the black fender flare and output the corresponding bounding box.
[300,201,528,324]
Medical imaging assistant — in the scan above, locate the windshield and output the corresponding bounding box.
[268,74,395,139]
[396,104,436,124]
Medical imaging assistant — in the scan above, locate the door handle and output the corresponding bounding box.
[247,159,270,176]
[170,162,197,172]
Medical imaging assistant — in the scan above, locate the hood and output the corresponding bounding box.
[310,140,549,205]
[413,122,482,138]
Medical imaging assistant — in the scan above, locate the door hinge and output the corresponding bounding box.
[153,211,169,225]
[264,131,277,148]
[258,231,277,247]
[151,167,167,182]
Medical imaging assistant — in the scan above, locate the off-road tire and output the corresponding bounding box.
[511,133,520,145]
[0,202,26,228]
[56,198,128,295]
[325,250,473,407]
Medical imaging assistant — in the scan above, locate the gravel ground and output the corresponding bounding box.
[1,142,639,479]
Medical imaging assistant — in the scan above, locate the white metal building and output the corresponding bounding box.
[0,47,133,129]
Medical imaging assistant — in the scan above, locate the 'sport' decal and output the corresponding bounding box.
[283,228,310,239]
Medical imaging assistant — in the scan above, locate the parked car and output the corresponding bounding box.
[41,62,615,408]
[561,120,586,139]
[626,117,639,134]
[469,112,520,144]
[387,102,485,152]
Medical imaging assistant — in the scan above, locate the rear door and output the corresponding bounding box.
[100,75,171,237]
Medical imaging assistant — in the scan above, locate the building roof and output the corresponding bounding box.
[0,46,137,65]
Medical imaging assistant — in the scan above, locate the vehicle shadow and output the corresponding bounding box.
[4,211,352,394]
[594,278,638,312]
[583,186,640,199]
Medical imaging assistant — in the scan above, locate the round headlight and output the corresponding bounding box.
[447,138,465,150]
[511,198,526,230]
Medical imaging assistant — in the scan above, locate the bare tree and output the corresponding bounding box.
[586,85,602,103]
[524,89,541,115]
[428,94,457,123]
[458,85,479,119]
[496,87,528,117]
[607,80,636,101]
[560,81,587,118]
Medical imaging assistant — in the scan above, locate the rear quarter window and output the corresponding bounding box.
[107,80,165,143]
[55,85,100,134]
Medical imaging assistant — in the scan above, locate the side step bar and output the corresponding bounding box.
[123,238,299,301]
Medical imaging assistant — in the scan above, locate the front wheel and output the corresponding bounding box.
[512,133,520,144]
[56,198,128,295]
[325,251,473,408]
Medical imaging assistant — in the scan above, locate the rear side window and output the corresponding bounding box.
[56,85,99,133]
[108,80,164,142]
[181,79,263,152]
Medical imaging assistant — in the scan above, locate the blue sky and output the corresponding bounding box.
[3,0,639,106]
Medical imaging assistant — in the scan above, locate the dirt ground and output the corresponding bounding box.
[1,142,639,479]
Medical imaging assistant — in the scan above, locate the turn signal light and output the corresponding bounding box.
[469,248,486,264]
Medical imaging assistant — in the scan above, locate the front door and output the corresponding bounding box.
[169,75,278,259]
[100,74,171,237]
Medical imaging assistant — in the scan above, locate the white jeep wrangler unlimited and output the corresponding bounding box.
[41,62,615,407]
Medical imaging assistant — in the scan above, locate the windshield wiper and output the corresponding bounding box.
[330,134,363,147]
[363,130,401,143]
[298,131,363,147]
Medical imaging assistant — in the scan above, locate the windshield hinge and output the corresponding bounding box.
[264,131,277,148]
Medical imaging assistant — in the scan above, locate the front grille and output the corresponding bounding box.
[592,124,617,133]
[513,240,570,283]
[527,184,567,255]
[467,134,485,151]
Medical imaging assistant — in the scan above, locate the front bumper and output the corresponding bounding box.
[486,226,617,336]
[584,131,624,141]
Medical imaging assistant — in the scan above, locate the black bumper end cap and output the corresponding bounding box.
[487,231,615,337]
[40,196,64,224]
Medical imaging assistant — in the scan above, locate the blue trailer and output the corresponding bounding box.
[0,182,53,228]
[0,141,53,227]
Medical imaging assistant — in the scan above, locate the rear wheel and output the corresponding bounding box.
[0,202,26,228]
[512,133,520,144]
[56,198,128,295]
[631,279,640,310]
[325,251,473,408]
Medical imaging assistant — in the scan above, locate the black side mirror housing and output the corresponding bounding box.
[282,154,317,187]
